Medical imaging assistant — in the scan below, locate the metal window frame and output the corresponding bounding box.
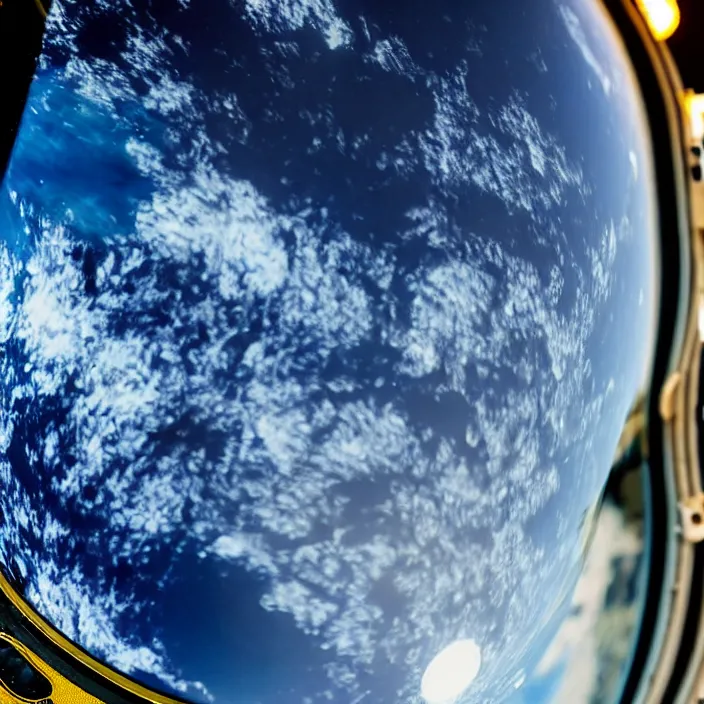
[599,1,704,703]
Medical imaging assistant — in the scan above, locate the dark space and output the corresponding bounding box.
[666,0,704,93]
[0,0,48,179]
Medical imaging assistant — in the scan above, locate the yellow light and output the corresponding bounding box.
[684,91,704,143]
[635,0,681,41]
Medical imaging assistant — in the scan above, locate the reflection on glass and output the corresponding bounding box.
[0,638,53,701]
[516,396,649,703]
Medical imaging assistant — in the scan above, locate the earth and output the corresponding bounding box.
[0,0,658,702]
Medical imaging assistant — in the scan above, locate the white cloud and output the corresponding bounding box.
[243,0,354,50]
[630,151,639,180]
[135,171,290,299]
[420,76,586,216]
[559,6,612,96]
[367,36,419,76]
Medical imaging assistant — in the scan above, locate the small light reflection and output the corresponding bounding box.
[420,639,482,704]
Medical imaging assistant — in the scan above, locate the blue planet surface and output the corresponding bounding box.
[0,0,658,702]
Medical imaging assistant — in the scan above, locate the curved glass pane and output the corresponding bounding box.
[0,0,658,702]
[518,447,650,702]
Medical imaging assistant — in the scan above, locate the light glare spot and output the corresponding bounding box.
[420,639,482,704]
[636,0,680,41]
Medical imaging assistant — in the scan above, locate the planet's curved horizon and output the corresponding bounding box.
[0,0,657,701]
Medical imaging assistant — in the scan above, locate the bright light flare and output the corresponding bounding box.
[685,91,704,143]
[420,639,482,704]
[635,0,680,41]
